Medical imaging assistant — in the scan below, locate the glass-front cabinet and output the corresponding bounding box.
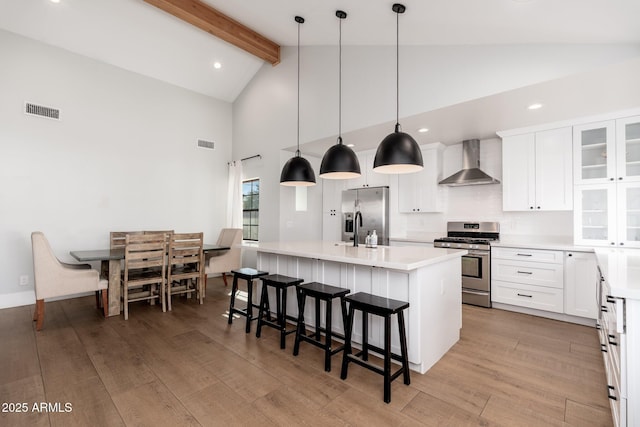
[617,182,640,247]
[574,184,616,246]
[573,120,615,184]
[574,182,640,248]
[574,116,640,184]
[616,115,640,182]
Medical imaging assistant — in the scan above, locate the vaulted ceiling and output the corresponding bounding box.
[1,0,639,103]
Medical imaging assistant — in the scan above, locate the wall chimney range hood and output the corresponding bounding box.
[439,139,500,186]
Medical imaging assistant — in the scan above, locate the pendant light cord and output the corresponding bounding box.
[296,19,301,156]
[338,15,342,144]
[395,9,400,132]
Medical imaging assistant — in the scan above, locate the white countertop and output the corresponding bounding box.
[256,241,466,271]
[390,232,443,244]
[492,235,594,252]
[594,248,640,300]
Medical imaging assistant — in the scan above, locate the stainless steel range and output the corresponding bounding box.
[433,222,500,308]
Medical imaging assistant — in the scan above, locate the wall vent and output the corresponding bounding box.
[25,102,60,120]
[197,139,215,150]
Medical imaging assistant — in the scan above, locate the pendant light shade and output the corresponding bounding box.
[280,154,316,186]
[319,10,361,180]
[280,16,316,187]
[373,3,423,174]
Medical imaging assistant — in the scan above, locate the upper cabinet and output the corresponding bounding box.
[348,151,390,189]
[616,115,640,182]
[502,127,573,211]
[574,182,640,248]
[398,143,444,213]
[573,115,640,247]
[574,115,640,185]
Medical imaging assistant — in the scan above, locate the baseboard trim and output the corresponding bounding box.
[0,290,36,309]
[492,302,596,327]
[0,290,96,310]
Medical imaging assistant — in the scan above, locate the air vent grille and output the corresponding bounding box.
[25,102,60,120]
[197,139,215,150]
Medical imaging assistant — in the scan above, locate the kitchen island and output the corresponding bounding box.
[256,241,467,374]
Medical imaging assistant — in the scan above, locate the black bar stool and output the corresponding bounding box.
[293,282,350,372]
[340,292,410,404]
[256,274,303,349]
[228,268,268,333]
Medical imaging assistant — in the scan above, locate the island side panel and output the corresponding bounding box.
[413,257,462,374]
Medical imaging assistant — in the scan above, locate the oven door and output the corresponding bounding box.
[461,251,490,292]
[461,250,491,307]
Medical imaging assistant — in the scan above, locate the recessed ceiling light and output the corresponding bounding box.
[528,103,543,110]
[50,0,61,3]
[418,128,429,133]
[346,143,355,148]
[213,62,222,69]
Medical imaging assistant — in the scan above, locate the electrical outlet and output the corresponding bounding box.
[19,275,28,286]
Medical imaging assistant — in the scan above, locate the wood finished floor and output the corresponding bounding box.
[0,277,613,426]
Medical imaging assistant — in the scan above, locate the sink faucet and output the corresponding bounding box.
[353,210,363,247]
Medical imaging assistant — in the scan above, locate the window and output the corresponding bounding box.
[242,179,259,241]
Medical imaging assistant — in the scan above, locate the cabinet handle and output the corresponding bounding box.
[611,242,615,245]
[607,385,617,401]
[601,344,608,353]
[537,206,541,209]
[620,242,625,246]
[517,271,533,275]
[596,322,601,330]
[567,253,573,257]
[516,253,532,257]
[610,178,614,181]
[606,295,616,303]
[530,206,534,210]
[619,177,623,180]
[517,293,532,298]
[601,305,608,312]
[608,334,618,346]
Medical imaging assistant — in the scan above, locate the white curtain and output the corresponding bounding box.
[226,161,243,229]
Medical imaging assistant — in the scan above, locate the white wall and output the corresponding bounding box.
[0,30,232,305]
[233,43,639,243]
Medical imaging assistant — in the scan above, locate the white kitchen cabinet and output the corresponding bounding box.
[564,251,598,319]
[502,127,573,211]
[348,150,390,189]
[574,120,616,184]
[398,143,444,213]
[574,116,640,185]
[574,181,640,248]
[322,178,345,241]
[492,247,565,313]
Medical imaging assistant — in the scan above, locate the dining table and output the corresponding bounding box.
[70,244,230,316]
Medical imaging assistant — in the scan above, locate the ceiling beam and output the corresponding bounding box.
[143,0,280,65]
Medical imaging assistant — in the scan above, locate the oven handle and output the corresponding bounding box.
[462,288,489,296]
[466,251,489,256]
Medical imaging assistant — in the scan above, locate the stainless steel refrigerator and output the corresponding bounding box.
[341,186,390,246]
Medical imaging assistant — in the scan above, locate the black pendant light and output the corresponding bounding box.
[280,16,316,187]
[373,3,423,174]
[319,10,361,180]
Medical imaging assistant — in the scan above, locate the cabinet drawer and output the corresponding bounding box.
[492,247,563,264]
[492,259,564,288]
[492,280,563,313]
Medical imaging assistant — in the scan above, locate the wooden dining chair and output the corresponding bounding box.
[121,233,167,320]
[166,232,204,311]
